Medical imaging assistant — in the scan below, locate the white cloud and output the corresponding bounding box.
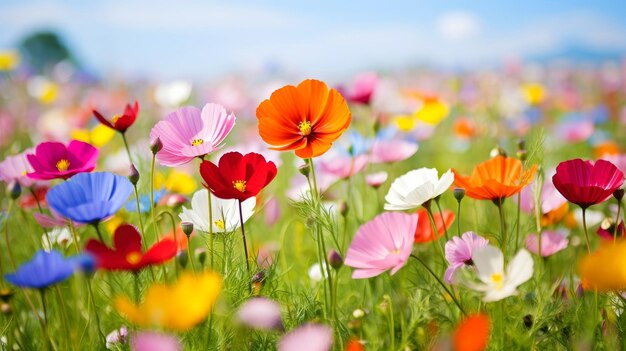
[437,11,481,40]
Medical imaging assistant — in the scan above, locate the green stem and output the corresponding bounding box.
[92,222,104,242]
[132,185,147,250]
[54,285,71,347]
[39,289,52,351]
[3,200,16,269]
[434,197,450,241]
[410,254,466,315]
[121,132,134,166]
[514,192,521,252]
[238,200,250,274]
[208,190,214,269]
[30,187,52,249]
[133,272,140,303]
[150,154,161,241]
[158,210,182,275]
[68,220,81,254]
[581,207,591,253]
[424,206,446,262]
[86,278,105,344]
[386,295,395,351]
[456,200,462,236]
[614,199,622,241]
[495,199,507,257]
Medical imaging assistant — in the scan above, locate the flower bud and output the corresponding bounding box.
[181,221,193,237]
[516,149,527,161]
[176,250,188,268]
[6,181,20,200]
[373,118,381,134]
[298,163,310,177]
[128,164,140,185]
[453,188,465,202]
[614,188,625,201]
[0,289,13,303]
[327,249,343,270]
[195,248,206,265]
[338,201,349,217]
[1,303,11,315]
[352,308,366,319]
[490,145,507,158]
[517,139,526,151]
[251,270,266,284]
[150,137,163,155]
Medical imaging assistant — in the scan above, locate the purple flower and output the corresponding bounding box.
[444,232,489,283]
[131,332,181,351]
[279,324,333,351]
[236,297,283,331]
[525,231,569,257]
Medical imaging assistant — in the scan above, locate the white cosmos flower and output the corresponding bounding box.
[466,245,534,302]
[384,168,454,211]
[179,189,255,233]
[42,227,75,251]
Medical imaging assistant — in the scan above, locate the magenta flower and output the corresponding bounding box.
[279,324,333,351]
[369,139,418,163]
[552,159,624,209]
[26,140,98,180]
[525,230,569,257]
[345,212,418,279]
[597,220,625,240]
[131,332,181,351]
[340,72,378,105]
[520,170,567,215]
[236,297,283,331]
[0,148,36,187]
[150,103,236,167]
[444,232,489,283]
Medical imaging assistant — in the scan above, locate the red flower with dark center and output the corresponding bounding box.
[200,152,277,202]
[552,159,624,209]
[414,208,455,243]
[93,101,139,133]
[85,224,176,271]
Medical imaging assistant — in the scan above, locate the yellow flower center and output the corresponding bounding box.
[126,252,142,265]
[191,138,204,146]
[298,121,312,136]
[490,273,504,290]
[56,159,70,172]
[214,219,225,230]
[111,114,121,124]
[232,180,246,192]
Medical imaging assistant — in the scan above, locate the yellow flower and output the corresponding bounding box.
[393,115,416,132]
[521,83,545,105]
[71,124,116,147]
[0,50,20,71]
[156,170,197,195]
[579,240,626,292]
[115,271,222,330]
[104,213,126,234]
[414,98,449,125]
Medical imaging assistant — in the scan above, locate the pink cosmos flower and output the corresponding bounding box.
[365,171,388,188]
[279,324,333,351]
[555,118,594,143]
[520,171,567,215]
[131,332,181,351]
[27,140,98,180]
[318,152,368,179]
[237,297,283,331]
[0,148,36,187]
[369,139,418,164]
[602,154,626,175]
[149,103,236,167]
[525,231,569,257]
[345,212,418,279]
[340,72,378,105]
[444,232,489,283]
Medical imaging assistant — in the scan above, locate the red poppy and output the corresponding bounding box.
[199,152,277,202]
[414,208,455,243]
[93,101,139,133]
[552,159,624,209]
[85,224,176,271]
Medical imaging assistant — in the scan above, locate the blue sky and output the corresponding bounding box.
[2,0,626,80]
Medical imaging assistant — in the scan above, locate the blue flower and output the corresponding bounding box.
[46,172,133,224]
[5,250,78,289]
[124,188,166,213]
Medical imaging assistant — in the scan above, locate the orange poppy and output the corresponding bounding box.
[540,202,569,227]
[344,337,365,351]
[452,156,537,201]
[256,79,351,159]
[415,208,455,243]
[453,313,490,351]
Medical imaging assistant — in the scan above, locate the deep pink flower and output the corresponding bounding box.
[27,140,98,180]
[279,324,333,351]
[597,220,625,240]
[369,139,418,163]
[341,72,378,105]
[131,332,181,351]
[150,103,236,167]
[525,231,569,257]
[345,212,417,279]
[444,232,489,283]
[552,159,624,209]
[0,148,36,187]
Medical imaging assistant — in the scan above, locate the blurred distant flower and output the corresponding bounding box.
[555,114,594,143]
[46,172,133,224]
[345,338,365,351]
[279,324,333,351]
[105,326,128,349]
[0,50,20,71]
[85,224,176,271]
[602,154,626,175]
[414,208,454,243]
[520,171,567,216]
[410,93,449,125]
[365,171,388,188]
[465,246,533,302]
[308,262,328,282]
[150,103,236,167]
[27,76,58,104]
[525,231,568,257]
[5,250,78,289]
[200,152,277,202]
[93,101,139,133]
[338,72,378,105]
[369,139,418,163]
[597,219,624,240]
[453,156,537,201]
[125,189,165,213]
[131,332,181,351]
[115,271,221,330]
[317,151,367,180]
[453,313,490,351]
[453,117,478,139]
[345,212,417,278]
[0,149,37,187]
[27,140,98,180]
[385,168,454,211]
[552,159,624,209]
[179,189,255,233]
[33,210,68,228]
[42,227,75,251]
[71,124,116,148]
[579,239,626,291]
[154,81,192,107]
[237,297,283,331]
[521,83,545,106]
[257,79,351,159]
[444,232,489,283]
[157,170,197,195]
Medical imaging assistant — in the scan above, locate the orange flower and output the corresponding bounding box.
[453,313,490,351]
[344,337,365,351]
[540,202,568,227]
[452,156,537,201]
[414,208,455,243]
[256,79,351,158]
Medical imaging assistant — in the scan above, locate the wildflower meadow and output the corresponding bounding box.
[1,3,626,350]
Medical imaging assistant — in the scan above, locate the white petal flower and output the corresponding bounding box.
[384,168,454,211]
[179,189,255,233]
[465,245,534,302]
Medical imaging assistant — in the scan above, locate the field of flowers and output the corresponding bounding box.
[0,51,625,351]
